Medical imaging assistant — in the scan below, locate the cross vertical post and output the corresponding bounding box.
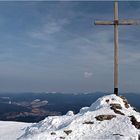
[94,0,138,96]
[114,0,119,95]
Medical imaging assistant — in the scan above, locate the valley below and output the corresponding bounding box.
[0,92,139,123]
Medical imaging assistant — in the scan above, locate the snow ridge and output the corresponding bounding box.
[18,94,140,140]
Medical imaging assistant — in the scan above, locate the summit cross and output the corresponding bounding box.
[94,0,138,95]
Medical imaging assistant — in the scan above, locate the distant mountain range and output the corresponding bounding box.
[0,92,139,122]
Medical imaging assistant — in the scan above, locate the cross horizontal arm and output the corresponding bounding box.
[94,21,114,25]
[94,20,138,25]
[118,20,138,25]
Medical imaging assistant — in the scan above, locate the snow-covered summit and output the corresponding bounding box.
[80,94,129,113]
[18,94,140,140]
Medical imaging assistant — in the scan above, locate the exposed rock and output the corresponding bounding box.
[83,121,94,124]
[120,96,129,108]
[113,134,124,136]
[112,108,124,115]
[110,103,122,110]
[95,115,116,121]
[110,106,125,115]
[129,115,140,129]
[64,130,72,135]
[133,107,137,111]
[106,99,109,103]
[60,136,65,139]
[138,135,140,140]
[50,132,56,135]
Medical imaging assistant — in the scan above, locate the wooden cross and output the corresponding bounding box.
[94,0,138,95]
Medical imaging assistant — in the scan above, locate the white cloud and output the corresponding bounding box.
[84,72,93,78]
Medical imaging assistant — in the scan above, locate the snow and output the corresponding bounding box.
[0,121,31,140]
[1,94,140,140]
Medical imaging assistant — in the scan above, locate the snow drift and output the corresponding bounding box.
[17,94,140,140]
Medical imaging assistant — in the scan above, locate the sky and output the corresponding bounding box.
[0,1,140,93]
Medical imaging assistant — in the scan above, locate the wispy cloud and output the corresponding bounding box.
[29,18,69,40]
[84,72,93,78]
[0,1,139,92]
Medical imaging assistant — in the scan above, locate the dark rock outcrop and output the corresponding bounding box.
[95,115,116,121]
[60,136,65,139]
[113,134,124,136]
[64,130,72,135]
[111,107,125,115]
[129,115,140,129]
[110,105,124,116]
[110,103,122,110]
[120,96,129,108]
[51,132,56,135]
[83,121,94,124]
[106,99,109,103]
[110,103,124,115]
[138,135,140,140]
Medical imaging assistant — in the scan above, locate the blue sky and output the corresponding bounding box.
[0,1,140,93]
